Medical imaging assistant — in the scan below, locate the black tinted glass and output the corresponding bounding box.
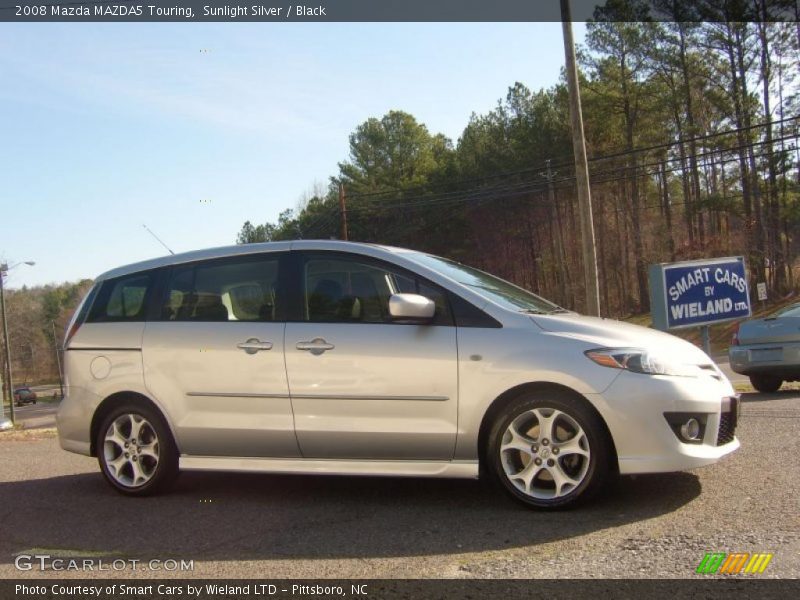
[303,255,451,325]
[87,272,153,322]
[162,255,281,322]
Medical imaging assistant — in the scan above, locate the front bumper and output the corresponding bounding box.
[590,370,740,475]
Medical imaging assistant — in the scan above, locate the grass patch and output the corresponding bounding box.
[33,395,62,405]
[0,427,57,442]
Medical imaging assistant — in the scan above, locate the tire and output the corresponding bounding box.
[486,390,611,509]
[749,374,782,393]
[96,401,179,496]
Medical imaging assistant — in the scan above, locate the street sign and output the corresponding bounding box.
[649,256,751,330]
[756,282,768,301]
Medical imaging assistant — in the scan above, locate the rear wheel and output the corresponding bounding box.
[749,374,782,393]
[96,402,178,496]
[486,390,611,509]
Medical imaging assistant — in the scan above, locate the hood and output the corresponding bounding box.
[531,313,713,365]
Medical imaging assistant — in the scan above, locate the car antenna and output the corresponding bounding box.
[142,224,175,255]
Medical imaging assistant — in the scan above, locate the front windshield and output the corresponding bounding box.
[773,303,800,318]
[406,252,563,314]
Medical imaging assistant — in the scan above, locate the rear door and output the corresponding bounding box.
[143,252,299,458]
[284,251,459,460]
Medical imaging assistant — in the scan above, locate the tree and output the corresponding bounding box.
[337,110,451,194]
[585,10,658,311]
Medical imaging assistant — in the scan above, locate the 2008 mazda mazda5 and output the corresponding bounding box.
[57,240,739,508]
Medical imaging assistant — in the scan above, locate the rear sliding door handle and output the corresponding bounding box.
[296,338,335,355]
[237,339,274,354]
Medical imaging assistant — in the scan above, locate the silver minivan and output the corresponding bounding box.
[58,241,739,508]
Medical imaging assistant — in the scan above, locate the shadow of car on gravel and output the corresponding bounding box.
[0,470,701,563]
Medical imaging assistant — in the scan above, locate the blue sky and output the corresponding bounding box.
[1,22,586,288]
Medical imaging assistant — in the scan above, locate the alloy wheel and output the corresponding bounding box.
[103,413,160,488]
[499,407,591,500]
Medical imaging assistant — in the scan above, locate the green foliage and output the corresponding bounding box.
[236,20,800,313]
[337,110,452,194]
[1,279,93,386]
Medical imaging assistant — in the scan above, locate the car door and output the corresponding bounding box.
[284,251,458,460]
[142,252,300,458]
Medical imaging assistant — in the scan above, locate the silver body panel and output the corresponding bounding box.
[285,322,458,460]
[142,321,298,457]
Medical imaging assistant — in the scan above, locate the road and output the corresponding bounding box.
[0,390,798,580]
[10,401,59,429]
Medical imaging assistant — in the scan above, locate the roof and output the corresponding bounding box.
[95,240,408,281]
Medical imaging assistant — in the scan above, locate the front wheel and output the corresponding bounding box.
[96,402,178,496]
[486,391,611,509]
[749,374,782,393]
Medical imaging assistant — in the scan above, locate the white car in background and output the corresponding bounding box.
[57,241,739,509]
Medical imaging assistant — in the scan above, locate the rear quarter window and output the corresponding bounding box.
[87,272,154,322]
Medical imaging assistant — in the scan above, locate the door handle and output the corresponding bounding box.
[237,338,274,354]
[296,338,335,355]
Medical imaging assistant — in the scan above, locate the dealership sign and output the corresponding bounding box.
[649,257,751,330]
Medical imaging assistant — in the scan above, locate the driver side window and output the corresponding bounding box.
[303,255,451,325]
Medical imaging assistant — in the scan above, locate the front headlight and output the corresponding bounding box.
[585,348,702,378]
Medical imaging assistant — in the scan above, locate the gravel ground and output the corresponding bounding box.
[0,391,797,580]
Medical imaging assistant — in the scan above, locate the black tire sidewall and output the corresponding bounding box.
[487,392,609,509]
[750,375,782,393]
[96,402,178,496]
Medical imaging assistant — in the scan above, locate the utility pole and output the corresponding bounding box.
[339,182,349,241]
[52,320,64,400]
[0,267,14,426]
[543,160,568,305]
[560,0,601,317]
[0,293,7,430]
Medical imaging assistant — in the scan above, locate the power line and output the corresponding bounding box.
[340,115,800,203]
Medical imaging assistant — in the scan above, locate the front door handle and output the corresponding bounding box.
[237,338,274,354]
[296,338,335,355]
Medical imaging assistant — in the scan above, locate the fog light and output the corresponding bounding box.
[680,418,701,441]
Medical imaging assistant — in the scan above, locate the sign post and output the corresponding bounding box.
[649,256,751,357]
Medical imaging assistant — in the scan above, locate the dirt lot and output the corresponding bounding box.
[0,391,798,580]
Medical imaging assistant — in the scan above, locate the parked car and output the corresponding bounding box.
[729,302,800,392]
[14,386,37,406]
[57,241,739,508]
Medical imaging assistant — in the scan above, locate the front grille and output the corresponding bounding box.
[716,397,739,445]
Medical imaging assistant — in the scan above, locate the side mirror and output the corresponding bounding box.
[389,293,436,321]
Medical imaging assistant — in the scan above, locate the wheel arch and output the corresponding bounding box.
[477,381,618,475]
[90,391,178,457]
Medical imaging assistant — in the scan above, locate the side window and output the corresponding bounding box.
[162,255,281,322]
[303,255,452,325]
[87,272,153,322]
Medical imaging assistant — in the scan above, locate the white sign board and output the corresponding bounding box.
[756,282,767,301]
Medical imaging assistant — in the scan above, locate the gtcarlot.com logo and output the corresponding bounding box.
[696,552,773,575]
[14,554,194,572]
